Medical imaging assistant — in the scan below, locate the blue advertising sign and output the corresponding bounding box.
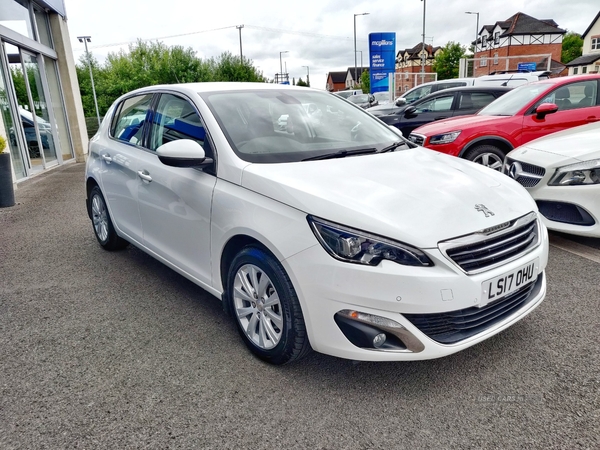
[517,62,537,72]
[369,33,396,94]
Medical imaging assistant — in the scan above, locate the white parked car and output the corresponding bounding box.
[85,82,548,365]
[504,121,600,237]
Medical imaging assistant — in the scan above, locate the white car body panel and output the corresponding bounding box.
[506,121,600,237]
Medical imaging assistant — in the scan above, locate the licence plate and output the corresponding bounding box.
[480,258,539,307]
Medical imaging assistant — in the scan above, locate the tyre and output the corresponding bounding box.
[464,144,505,171]
[89,186,129,251]
[227,246,311,365]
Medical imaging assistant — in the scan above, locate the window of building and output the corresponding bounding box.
[33,7,52,47]
[480,57,487,67]
[494,32,500,45]
[592,37,600,50]
[582,66,587,74]
[573,67,578,74]
[494,53,499,65]
[0,0,35,39]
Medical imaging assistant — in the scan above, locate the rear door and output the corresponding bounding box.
[520,79,600,145]
[99,93,154,244]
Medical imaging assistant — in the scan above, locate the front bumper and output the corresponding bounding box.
[282,225,548,361]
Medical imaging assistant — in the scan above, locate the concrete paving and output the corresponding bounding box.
[1,162,599,449]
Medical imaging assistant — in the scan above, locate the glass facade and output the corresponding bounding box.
[0,0,74,181]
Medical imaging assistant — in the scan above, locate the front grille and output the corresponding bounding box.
[504,158,546,188]
[440,213,539,274]
[409,133,425,146]
[403,274,542,344]
[537,200,595,226]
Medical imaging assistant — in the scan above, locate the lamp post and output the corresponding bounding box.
[354,12,369,87]
[420,0,426,81]
[465,12,479,54]
[302,65,310,86]
[236,25,244,62]
[77,35,100,127]
[279,50,288,83]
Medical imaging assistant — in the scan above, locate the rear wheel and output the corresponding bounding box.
[464,144,505,171]
[89,186,129,251]
[227,246,311,365]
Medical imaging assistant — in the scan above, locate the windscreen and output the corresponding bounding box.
[201,88,404,163]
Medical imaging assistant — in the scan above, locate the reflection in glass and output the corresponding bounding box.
[34,8,52,48]
[0,0,34,39]
[0,56,25,179]
[21,52,57,166]
[44,57,72,161]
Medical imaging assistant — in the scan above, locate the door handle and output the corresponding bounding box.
[586,116,600,123]
[137,170,152,182]
[101,154,112,163]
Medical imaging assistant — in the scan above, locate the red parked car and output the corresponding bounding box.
[408,74,600,170]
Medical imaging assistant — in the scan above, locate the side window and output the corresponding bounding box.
[536,81,598,111]
[404,85,431,103]
[110,94,153,145]
[415,94,454,113]
[149,94,208,155]
[458,92,497,111]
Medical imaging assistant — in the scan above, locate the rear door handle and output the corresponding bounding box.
[587,116,600,123]
[137,170,152,182]
[101,154,112,163]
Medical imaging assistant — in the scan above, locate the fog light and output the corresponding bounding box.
[373,333,387,348]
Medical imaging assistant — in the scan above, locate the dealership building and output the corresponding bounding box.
[0,0,87,184]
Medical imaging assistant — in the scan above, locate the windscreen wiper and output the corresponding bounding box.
[302,148,377,161]
[377,140,408,153]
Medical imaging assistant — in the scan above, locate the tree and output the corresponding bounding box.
[75,42,264,118]
[296,78,308,87]
[562,31,583,64]
[432,42,467,80]
[360,69,370,93]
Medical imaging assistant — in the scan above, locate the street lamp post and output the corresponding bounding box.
[279,51,288,83]
[421,0,426,82]
[236,25,244,62]
[77,35,101,127]
[302,65,310,86]
[465,12,480,54]
[354,13,369,87]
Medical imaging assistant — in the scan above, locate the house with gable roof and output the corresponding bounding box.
[566,10,600,75]
[473,12,566,77]
[394,43,442,93]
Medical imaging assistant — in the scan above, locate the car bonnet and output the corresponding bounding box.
[240,148,537,248]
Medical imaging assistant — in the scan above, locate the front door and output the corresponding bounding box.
[136,93,216,286]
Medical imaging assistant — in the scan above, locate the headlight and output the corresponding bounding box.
[429,131,461,145]
[307,216,433,267]
[548,159,600,186]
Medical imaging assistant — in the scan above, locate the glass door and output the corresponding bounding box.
[5,43,57,173]
[21,50,58,167]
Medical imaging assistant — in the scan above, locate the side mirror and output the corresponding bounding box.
[156,139,212,168]
[404,106,417,116]
[535,102,559,119]
[395,97,407,107]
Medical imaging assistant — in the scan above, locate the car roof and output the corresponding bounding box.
[409,86,512,104]
[125,82,327,96]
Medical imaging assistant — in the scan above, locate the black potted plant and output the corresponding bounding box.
[0,135,15,207]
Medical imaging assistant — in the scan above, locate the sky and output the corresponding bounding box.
[65,0,599,90]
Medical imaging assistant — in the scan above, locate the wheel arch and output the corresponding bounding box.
[85,176,100,219]
[458,136,514,158]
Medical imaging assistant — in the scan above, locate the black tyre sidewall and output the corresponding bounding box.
[465,144,505,169]
[227,246,308,365]
[89,186,127,251]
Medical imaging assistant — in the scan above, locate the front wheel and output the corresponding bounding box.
[227,247,311,365]
[464,144,505,171]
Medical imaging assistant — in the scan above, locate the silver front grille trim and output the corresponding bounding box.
[438,212,540,275]
[409,133,425,146]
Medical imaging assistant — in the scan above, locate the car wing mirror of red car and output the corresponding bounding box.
[535,102,558,119]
